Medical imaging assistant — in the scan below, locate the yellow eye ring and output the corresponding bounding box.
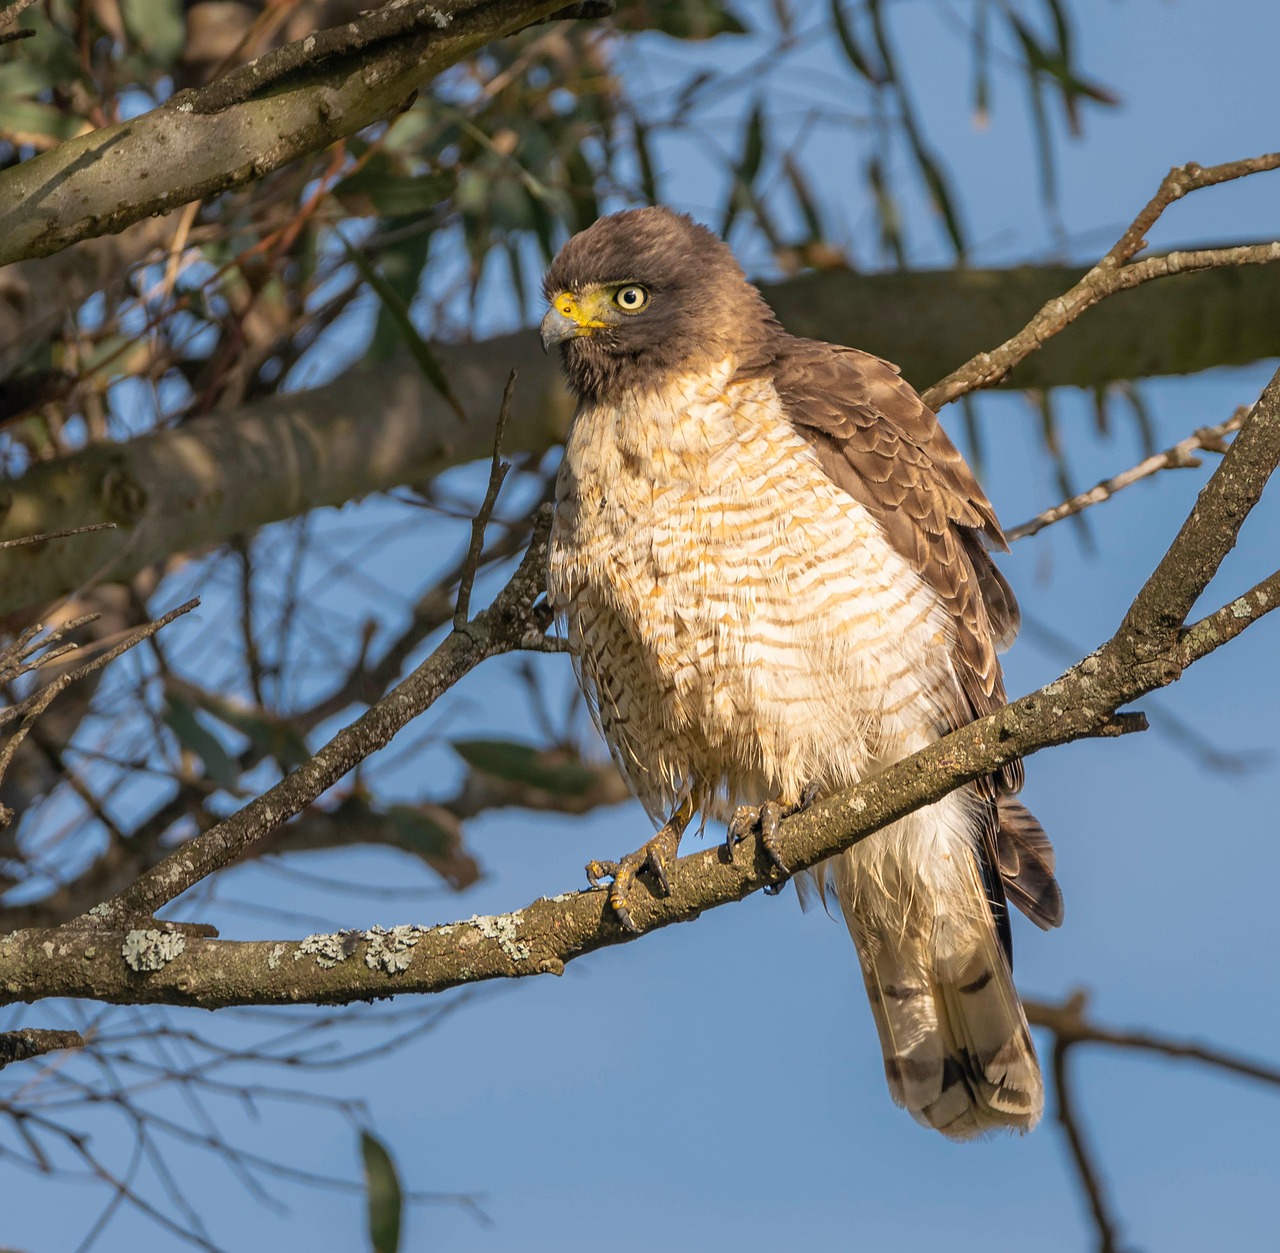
[612,284,649,312]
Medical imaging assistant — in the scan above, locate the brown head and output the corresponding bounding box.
[540,207,780,401]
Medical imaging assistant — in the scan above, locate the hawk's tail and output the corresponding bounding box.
[831,796,1047,1139]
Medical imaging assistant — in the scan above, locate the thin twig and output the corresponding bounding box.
[1027,994,1280,1088]
[91,514,552,926]
[1051,1033,1125,1253]
[0,599,198,735]
[1007,409,1247,541]
[0,1028,85,1071]
[454,370,516,629]
[0,522,118,550]
[924,152,1280,410]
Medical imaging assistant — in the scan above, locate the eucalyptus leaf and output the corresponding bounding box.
[360,1132,402,1253]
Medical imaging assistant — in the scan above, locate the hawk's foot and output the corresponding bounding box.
[586,804,690,934]
[726,783,820,894]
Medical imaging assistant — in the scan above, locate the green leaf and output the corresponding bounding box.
[202,703,311,772]
[163,694,238,790]
[120,0,185,63]
[971,0,991,127]
[782,154,823,244]
[342,239,468,422]
[632,114,660,205]
[830,0,883,83]
[866,155,905,269]
[452,739,598,797]
[720,99,766,239]
[368,228,434,364]
[333,159,453,218]
[360,1131,402,1253]
[910,139,968,260]
[618,0,748,40]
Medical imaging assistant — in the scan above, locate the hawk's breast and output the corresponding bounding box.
[549,360,962,822]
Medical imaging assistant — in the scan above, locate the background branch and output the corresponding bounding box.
[3,254,1277,619]
[922,154,1280,410]
[0,0,594,266]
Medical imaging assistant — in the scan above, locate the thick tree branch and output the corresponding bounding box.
[3,364,1277,1008]
[3,251,1278,619]
[0,0,592,267]
[0,1027,84,1070]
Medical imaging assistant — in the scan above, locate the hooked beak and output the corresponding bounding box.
[539,305,583,352]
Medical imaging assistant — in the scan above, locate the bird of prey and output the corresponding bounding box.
[540,206,1063,1138]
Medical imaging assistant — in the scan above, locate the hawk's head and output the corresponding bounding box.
[541,206,779,400]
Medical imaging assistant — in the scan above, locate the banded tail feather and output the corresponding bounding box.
[837,796,1061,1139]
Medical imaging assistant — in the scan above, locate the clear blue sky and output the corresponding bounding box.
[10,2,1280,1250]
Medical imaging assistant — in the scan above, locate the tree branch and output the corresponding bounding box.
[922,153,1280,410]
[0,1027,85,1070]
[0,0,593,267]
[1006,409,1246,542]
[81,507,554,928]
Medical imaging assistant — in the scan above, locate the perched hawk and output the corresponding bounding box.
[540,207,1063,1138]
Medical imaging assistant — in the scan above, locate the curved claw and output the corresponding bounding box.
[585,821,683,934]
[728,789,820,891]
[585,859,619,889]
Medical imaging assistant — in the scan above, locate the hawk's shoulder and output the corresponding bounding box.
[764,337,1023,790]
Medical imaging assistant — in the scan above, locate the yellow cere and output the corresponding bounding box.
[553,289,611,329]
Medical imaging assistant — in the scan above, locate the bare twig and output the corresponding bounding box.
[0,600,199,733]
[87,511,554,927]
[0,1028,85,1070]
[1051,1032,1126,1253]
[1007,409,1247,541]
[1026,988,1280,1253]
[0,523,117,550]
[455,370,516,629]
[1027,994,1280,1089]
[923,153,1280,410]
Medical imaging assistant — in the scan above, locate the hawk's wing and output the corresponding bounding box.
[769,338,1023,796]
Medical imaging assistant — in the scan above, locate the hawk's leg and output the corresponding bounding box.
[586,797,694,934]
[726,782,821,894]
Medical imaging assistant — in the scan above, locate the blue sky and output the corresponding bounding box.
[8,2,1280,1250]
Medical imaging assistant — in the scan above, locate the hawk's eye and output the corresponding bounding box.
[613,284,649,312]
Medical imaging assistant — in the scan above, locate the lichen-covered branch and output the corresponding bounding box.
[0,0,588,267]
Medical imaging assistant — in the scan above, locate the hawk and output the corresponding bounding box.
[540,207,1063,1138]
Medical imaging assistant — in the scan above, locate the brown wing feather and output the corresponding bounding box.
[768,338,1022,794]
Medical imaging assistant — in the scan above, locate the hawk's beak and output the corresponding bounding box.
[540,290,609,351]
[540,305,581,352]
